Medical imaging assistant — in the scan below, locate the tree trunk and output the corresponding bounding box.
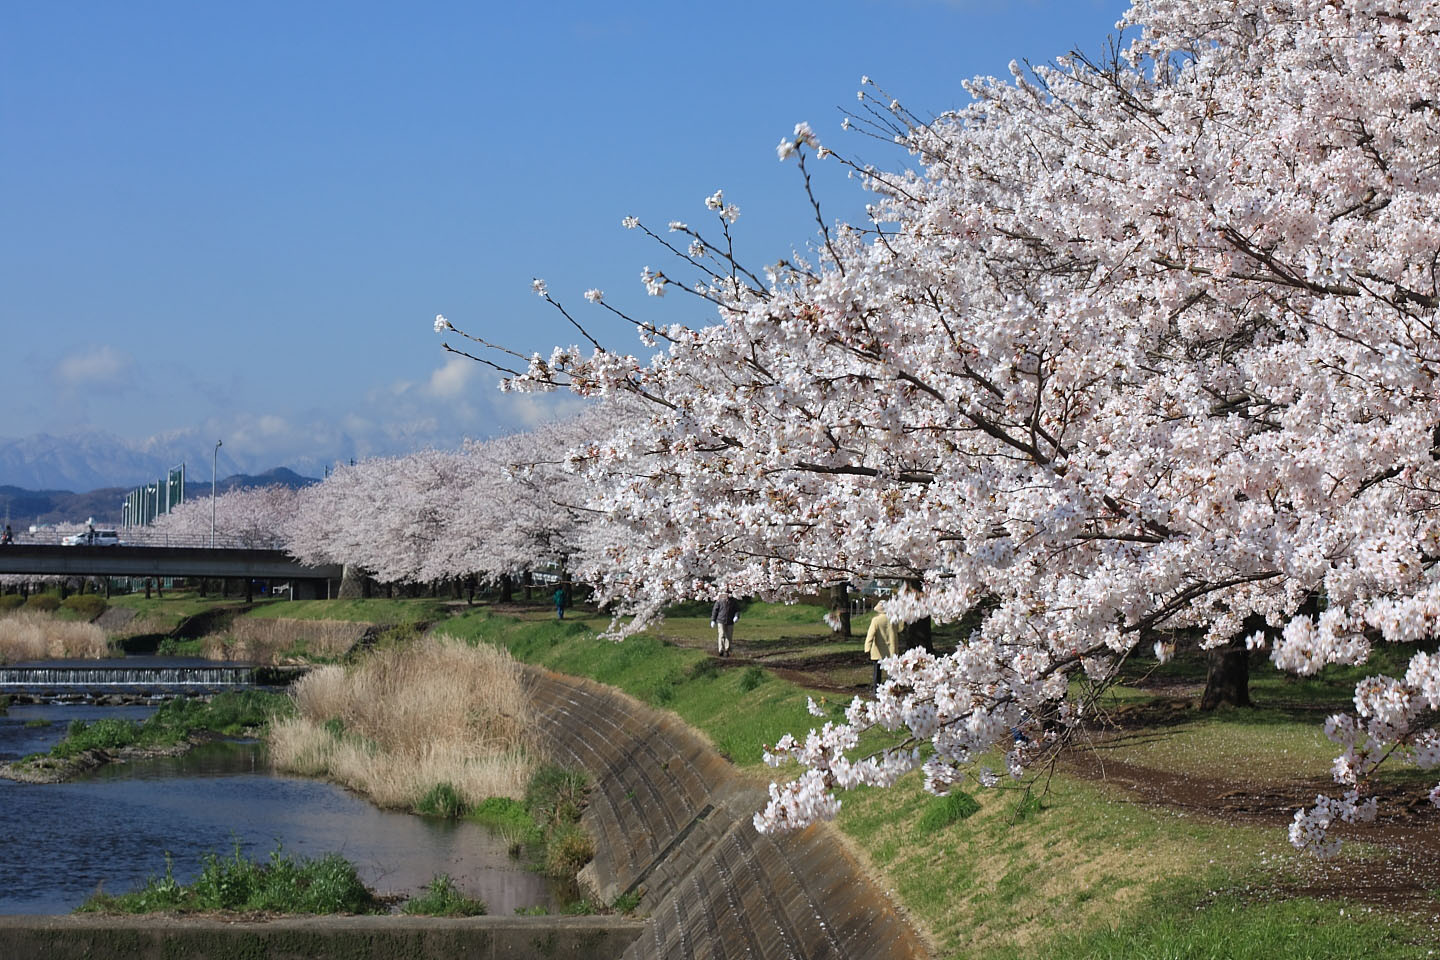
[828,582,852,638]
[1199,644,1251,710]
[499,574,514,603]
[523,571,534,602]
[466,576,475,606]
[144,578,152,600]
[338,564,368,600]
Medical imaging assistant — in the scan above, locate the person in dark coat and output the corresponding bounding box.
[554,585,568,620]
[710,592,740,657]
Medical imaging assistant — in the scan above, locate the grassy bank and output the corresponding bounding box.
[242,598,448,624]
[440,604,1436,959]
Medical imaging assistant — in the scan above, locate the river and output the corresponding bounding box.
[0,702,559,915]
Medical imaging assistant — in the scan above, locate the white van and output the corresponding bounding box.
[61,529,121,546]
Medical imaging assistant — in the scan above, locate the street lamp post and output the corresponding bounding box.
[211,440,222,547]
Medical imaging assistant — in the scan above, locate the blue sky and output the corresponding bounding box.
[2,0,1127,478]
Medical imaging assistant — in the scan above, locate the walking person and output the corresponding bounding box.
[864,600,903,692]
[554,584,567,620]
[710,591,740,657]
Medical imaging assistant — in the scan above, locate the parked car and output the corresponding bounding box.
[61,529,121,546]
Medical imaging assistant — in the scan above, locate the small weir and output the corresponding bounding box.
[0,659,273,700]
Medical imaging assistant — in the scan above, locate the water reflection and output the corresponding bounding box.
[0,704,557,915]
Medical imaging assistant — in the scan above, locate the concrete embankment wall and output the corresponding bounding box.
[0,914,643,959]
[529,669,929,960]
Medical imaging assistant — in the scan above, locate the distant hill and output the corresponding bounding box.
[0,467,317,527]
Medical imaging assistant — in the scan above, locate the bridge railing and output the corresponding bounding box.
[1,531,287,550]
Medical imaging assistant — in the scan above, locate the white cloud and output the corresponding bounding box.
[54,345,133,390]
[423,354,475,399]
[494,390,590,429]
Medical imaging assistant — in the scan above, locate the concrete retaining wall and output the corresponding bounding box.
[530,669,928,960]
[0,914,643,959]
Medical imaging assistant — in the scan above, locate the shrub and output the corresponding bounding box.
[81,843,382,915]
[22,595,60,612]
[525,764,589,830]
[54,717,143,757]
[543,824,595,877]
[416,782,466,819]
[401,874,486,917]
[915,791,981,833]
[611,890,643,914]
[0,595,25,612]
[60,595,107,621]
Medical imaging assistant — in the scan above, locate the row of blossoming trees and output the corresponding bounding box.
[432,0,1440,856]
[278,417,604,593]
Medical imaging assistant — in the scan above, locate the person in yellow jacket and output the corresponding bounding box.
[864,601,903,691]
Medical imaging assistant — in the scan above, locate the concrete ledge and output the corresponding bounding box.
[0,914,645,960]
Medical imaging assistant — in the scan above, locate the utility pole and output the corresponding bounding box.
[211,440,223,547]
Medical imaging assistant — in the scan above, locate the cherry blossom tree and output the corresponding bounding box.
[283,417,606,594]
[149,485,299,548]
[440,0,1440,854]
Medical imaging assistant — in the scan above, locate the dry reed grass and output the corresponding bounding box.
[0,610,113,663]
[204,618,366,664]
[268,634,539,809]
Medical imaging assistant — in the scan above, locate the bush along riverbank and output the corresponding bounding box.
[0,690,293,783]
[78,842,485,917]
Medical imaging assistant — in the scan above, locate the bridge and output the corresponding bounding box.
[0,544,342,598]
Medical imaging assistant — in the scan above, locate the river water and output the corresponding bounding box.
[0,703,558,915]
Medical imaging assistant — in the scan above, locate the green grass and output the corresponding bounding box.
[155,637,205,657]
[416,781,466,819]
[401,874,487,916]
[467,796,541,845]
[444,609,822,765]
[1007,893,1433,960]
[241,598,448,624]
[105,592,254,636]
[78,843,381,915]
